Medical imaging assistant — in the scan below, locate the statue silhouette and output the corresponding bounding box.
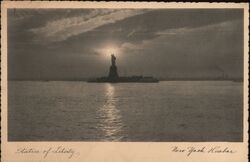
[108,54,119,78]
[87,53,159,83]
[111,54,116,66]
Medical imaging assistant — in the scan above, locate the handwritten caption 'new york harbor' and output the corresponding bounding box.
[172,146,236,156]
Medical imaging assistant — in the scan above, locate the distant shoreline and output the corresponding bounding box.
[8,78,243,82]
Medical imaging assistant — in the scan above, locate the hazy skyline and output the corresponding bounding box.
[8,9,243,80]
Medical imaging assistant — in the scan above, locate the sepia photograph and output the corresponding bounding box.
[7,8,244,142]
[2,2,249,162]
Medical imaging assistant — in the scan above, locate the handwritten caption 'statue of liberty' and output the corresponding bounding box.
[15,146,79,159]
[172,146,236,157]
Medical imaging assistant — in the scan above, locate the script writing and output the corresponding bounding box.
[172,146,236,156]
[15,146,79,159]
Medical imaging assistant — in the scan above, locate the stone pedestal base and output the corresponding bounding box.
[108,65,119,78]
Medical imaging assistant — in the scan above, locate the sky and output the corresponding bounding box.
[8,9,243,80]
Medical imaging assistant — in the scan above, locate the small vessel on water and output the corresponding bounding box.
[88,54,159,83]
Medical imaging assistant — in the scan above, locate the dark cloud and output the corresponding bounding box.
[8,9,243,80]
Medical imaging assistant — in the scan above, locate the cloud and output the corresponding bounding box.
[117,19,242,78]
[121,19,242,52]
[127,30,136,37]
[156,20,241,36]
[30,9,147,43]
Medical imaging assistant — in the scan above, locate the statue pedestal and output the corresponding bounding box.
[108,65,118,78]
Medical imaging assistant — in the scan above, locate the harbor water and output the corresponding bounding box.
[8,81,243,141]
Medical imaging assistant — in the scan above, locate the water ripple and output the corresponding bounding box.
[97,84,124,141]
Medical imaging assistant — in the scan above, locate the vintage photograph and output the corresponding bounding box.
[8,8,243,142]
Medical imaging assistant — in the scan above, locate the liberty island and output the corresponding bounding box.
[88,54,159,83]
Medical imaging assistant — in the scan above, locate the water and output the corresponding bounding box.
[8,81,243,141]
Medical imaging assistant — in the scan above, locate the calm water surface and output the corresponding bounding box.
[8,81,243,141]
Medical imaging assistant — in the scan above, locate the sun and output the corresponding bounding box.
[105,47,118,55]
[99,45,120,60]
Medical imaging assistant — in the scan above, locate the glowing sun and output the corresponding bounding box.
[99,45,120,60]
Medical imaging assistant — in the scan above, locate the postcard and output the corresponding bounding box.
[1,1,248,162]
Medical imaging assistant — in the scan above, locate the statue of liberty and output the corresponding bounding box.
[108,54,119,78]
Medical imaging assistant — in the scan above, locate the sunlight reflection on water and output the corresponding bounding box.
[97,84,124,141]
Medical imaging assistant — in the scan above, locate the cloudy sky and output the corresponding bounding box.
[8,9,243,80]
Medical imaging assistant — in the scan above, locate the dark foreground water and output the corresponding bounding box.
[8,81,243,141]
